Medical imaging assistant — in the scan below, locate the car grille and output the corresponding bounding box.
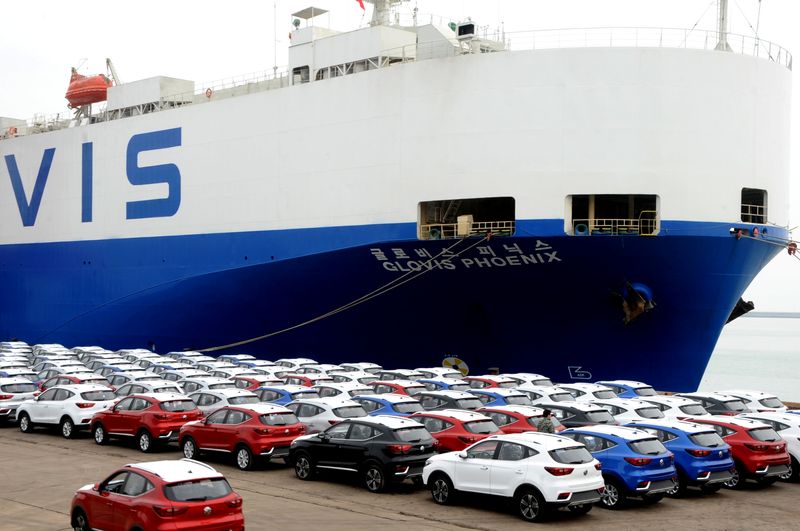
[764,464,790,477]
[567,489,603,506]
[706,470,734,484]
[647,478,677,493]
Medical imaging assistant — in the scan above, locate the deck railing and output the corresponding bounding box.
[420,220,515,240]
[573,214,659,236]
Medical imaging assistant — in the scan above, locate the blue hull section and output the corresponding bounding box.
[0,221,781,391]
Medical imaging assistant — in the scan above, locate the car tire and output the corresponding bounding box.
[642,492,664,504]
[567,503,593,515]
[72,508,90,531]
[699,483,722,494]
[137,429,154,453]
[18,412,33,433]
[723,463,746,490]
[411,476,424,487]
[429,474,456,505]
[235,445,254,471]
[599,477,627,510]
[294,451,315,480]
[756,476,778,487]
[666,473,687,497]
[181,437,198,459]
[363,462,386,493]
[61,417,76,439]
[93,423,108,445]
[779,457,799,482]
[515,487,548,522]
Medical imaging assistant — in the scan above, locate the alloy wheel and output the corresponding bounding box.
[519,492,540,520]
[183,439,196,459]
[432,479,449,503]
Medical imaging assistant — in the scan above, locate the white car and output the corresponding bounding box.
[739,411,800,481]
[338,362,382,374]
[0,377,40,422]
[595,380,658,397]
[557,383,617,401]
[295,363,343,375]
[590,398,666,422]
[313,382,375,400]
[640,395,711,419]
[273,357,318,370]
[17,384,116,438]
[503,373,554,387]
[422,432,604,522]
[188,388,260,416]
[178,377,238,394]
[328,370,379,386]
[286,398,368,433]
[723,390,788,412]
[414,367,464,380]
[516,384,575,405]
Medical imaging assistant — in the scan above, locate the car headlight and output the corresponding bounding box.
[425,459,432,466]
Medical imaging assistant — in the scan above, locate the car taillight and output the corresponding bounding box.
[76,402,95,409]
[458,436,477,444]
[153,505,189,517]
[253,427,270,435]
[624,457,652,466]
[745,443,768,452]
[33,391,41,397]
[0,394,12,400]
[387,444,413,454]
[328,420,339,425]
[545,467,574,476]
[686,449,711,457]
[594,462,602,470]
[154,414,170,420]
[298,425,306,433]
[227,496,243,508]
[432,438,440,448]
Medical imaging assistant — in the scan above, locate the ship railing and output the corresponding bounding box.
[420,220,516,240]
[741,203,766,224]
[572,215,659,236]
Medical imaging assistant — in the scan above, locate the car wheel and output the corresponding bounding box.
[235,445,254,471]
[294,451,315,480]
[700,483,722,494]
[723,463,745,490]
[363,463,386,493]
[666,474,687,497]
[779,457,799,482]
[429,474,456,505]
[411,476,424,487]
[515,487,547,522]
[61,417,76,439]
[642,492,664,505]
[567,503,593,515]
[18,412,33,433]
[72,509,90,531]
[600,477,627,510]
[756,476,778,487]
[137,430,153,453]
[93,424,107,445]
[181,437,197,459]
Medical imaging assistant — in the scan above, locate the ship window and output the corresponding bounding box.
[568,194,658,236]
[292,66,309,84]
[418,197,515,240]
[741,188,766,224]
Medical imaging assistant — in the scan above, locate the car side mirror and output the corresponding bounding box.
[458,451,468,459]
[317,432,329,441]
[92,482,100,492]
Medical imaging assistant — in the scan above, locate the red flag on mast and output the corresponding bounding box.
[357,0,365,10]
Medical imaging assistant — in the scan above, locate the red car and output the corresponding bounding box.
[39,372,109,391]
[232,374,283,391]
[180,403,305,470]
[71,459,244,531]
[463,375,518,389]
[476,405,564,433]
[282,374,334,387]
[691,416,791,488]
[370,379,426,396]
[91,393,203,453]
[410,410,502,452]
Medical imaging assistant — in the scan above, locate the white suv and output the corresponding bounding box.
[590,398,666,422]
[640,395,711,419]
[17,384,116,438]
[422,432,604,522]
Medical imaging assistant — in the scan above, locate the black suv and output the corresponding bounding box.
[674,392,751,415]
[289,416,436,492]
[536,402,619,428]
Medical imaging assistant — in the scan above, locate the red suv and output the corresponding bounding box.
[71,459,244,531]
[691,416,791,488]
[463,375,518,389]
[410,410,502,452]
[282,374,334,387]
[91,393,203,453]
[180,404,305,470]
[371,380,426,396]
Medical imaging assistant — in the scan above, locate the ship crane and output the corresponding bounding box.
[106,58,122,85]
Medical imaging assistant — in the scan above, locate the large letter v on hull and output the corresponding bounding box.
[4,148,55,227]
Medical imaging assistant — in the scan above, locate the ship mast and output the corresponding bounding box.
[365,0,406,26]
[715,0,732,51]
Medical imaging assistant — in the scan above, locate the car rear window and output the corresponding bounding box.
[160,400,197,412]
[394,426,432,442]
[549,446,594,464]
[1,383,37,393]
[80,390,116,401]
[585,410,616,423]
[154,386,182,394]
[164,477,233,502]
[405,386,425,396]
[635,407,664,419]
[464,419,500,434]
[228,396,259,405]
[260,412,299,426]
[349,389,374,396]
[592,390,617,399]
[634,387,657,396]
[498,382,517,389]
[357,377,378,385]
[679,404,709,415]
[688,431,725,447]
[532,378,553,386]
[549,392,573,402]
[293,391,320,399]
[759,397,784,408]
[449,383,470,391]
[209,383,237,389]
[333,406,368,418]
[393,402,424,413]
[749,427,781,442]
[506,396,532,406]
[628,438,668,455]
[722,400,748,412]
[456,398,484,410]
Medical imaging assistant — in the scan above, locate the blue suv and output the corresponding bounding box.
[352,394,424,417]
[595,380,658,399]
[255,385,319,405]
[468,388,533,408]
[562,425,677,509]
[627,419,735,496]
[417,378,470,392]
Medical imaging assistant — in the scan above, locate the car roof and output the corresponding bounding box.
[363,415,427,430]
[539,401,609,412]
[722,389,781,400]
[740,412,800,426]
[470,388,527,397]
[627,418,719,434]
[289,398,361,408]
[590,398,658,409]
[414,409,489,422]
[128,459,223,483]
[478,405,544,416]
[465,375,515,382]
[677,392,742,402]
[355,393,417,403]
[486,432,585,450]
[0,377,38,385]
[567,424,655,440]
[417,377,467,385]
[693,415,772,429]
[420,390,475,399]
[373,379,424,386]
[229,403,292,415]
[133,393,195,401]
[193,388,257,398]
[258,384,315,393]
[179,376,234,384]
[596,380,653,388]
[558,382,613,391]
[313,382,372,391]
[641,395,701,406]
[49,384,112,392]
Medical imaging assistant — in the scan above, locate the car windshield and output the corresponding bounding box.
[722,400,748,412]
[759,397,784,408]
[456,398,484,410]
[688,431,725,447]
[635,407,664,419]
[80,390,116,401]
[164,477,233,502]
[392,402,424,413]
[749,427,781,442]
[628,438,668,455]
[1,383,37,393]
[549,446,594,464]
[395,426,432,442]
[634,387,657,396]
[260,412,299,426]
[228,396,259,405]
[506,395,532,406]
[160,400,197,412]
[549,392,573,402]
[333,406,368,418]
[585,410,616,423]
[679,404,709,415]
[464,419,500,434]
[592,390,617,399]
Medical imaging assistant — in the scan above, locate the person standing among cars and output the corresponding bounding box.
[537,409,556,433]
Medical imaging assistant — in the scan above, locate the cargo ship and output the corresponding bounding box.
[0,0,793,391]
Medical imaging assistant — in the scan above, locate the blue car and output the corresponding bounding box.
[595,380,658,399]
[468,388,533,408]
[417,378,470,392]
[627,419,735,496]
[255,385,319,405]
[352,394,424,417]
[562,425,677,509]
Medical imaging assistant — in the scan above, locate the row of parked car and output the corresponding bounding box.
[1,340,798,527]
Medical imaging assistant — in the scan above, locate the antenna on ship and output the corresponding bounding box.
[365,0,406,26]
[715,0,732,51]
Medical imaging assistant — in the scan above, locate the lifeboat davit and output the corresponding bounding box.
[65,67,112,108]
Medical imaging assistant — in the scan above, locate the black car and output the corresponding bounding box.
[417,391,484,411]
[673,392,751,415]
[289,416,436,492]
[536,402,619,428]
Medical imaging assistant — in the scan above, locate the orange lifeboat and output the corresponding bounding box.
[65,67,112,108]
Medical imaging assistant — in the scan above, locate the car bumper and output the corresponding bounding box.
[156,430,180,442]
[259,444,291,458]
[634,477,678,494]
[757,464,791,478]
[551,488,605,507]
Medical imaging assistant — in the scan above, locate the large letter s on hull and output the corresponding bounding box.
[126,128,182,219]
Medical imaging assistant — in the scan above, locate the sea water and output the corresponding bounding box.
[699,315,800,402]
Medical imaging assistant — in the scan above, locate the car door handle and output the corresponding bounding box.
[515,470,524,475]
[480,466,489,470]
